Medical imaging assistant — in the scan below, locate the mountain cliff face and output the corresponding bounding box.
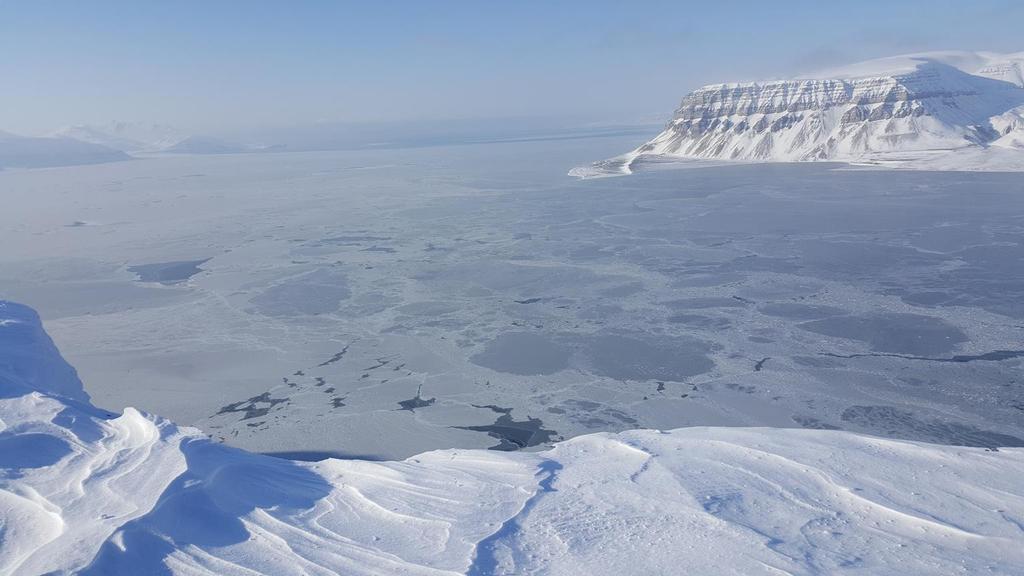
[575,51,1024,176]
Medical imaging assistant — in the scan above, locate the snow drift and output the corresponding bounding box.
[574,51,1024,177]
[1,299,1022,575]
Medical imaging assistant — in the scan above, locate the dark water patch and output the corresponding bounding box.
[723,255,802,274]
[362,358,392,371]
[799,313,967,355]
[456,413,557,451]
[665,297,747,310]
[821,349,1024,363]
[792,355,844,368]
[250,269,351,316]
[909,225,991,253]
[397,301,460,316]
[792,416,840,430]
[901,292,954,307]
[754,357,770,371]
[398,395,435,411]
[398,384,435,411]
[331,397,346,408]
[759,303,846,320]
[881,243,1024,318]
[514,297,543,304]
[579,334,714,382]
[128,258,210,285]
[667,314,732,329]
[473,404,513,414]
[840,405,1024,448]
[553,399,639,427]
[670,272,745,288]
[471,332,570,375]
[216,392,289,420]
[318,343,353,367]
[563,399,600,410]
[599,282,644,297]
[796,241,946,277]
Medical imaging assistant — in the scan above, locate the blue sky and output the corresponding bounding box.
[1,0,1022,134]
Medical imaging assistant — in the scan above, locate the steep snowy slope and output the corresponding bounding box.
[574,51,1024,176]
[2,299,1023,575]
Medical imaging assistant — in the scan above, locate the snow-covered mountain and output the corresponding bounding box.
[0,130,129,169]
[52,122,184,153]
[157,134,251,154]
[2,299,1023,575]
[52,122,250,155]
[574,51,1024,176]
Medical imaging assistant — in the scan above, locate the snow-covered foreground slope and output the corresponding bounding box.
[574,51,1024,177]
[2,299,1023,575]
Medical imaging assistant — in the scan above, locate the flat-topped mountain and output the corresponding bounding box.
[574,51,1024,176]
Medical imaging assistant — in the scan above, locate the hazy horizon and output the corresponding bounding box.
[3,0,1023,136]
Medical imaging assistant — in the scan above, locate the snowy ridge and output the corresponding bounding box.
[2,299,1024,575]
[573,51,1024,177]
[51,122,185,154]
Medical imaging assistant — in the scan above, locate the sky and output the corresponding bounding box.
[1,0,1022,135]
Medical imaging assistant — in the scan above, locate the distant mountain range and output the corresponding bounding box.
[0,123,258,169]
[573,51,1024,176]
[0,130,130,169]
[1,119,656,170]
[52,122,252,155]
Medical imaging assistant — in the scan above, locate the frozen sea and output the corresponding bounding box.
[1,135,1022,459]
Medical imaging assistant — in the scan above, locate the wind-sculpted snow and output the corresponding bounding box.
[574,51,1024,177]
[2,300,1023,575]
